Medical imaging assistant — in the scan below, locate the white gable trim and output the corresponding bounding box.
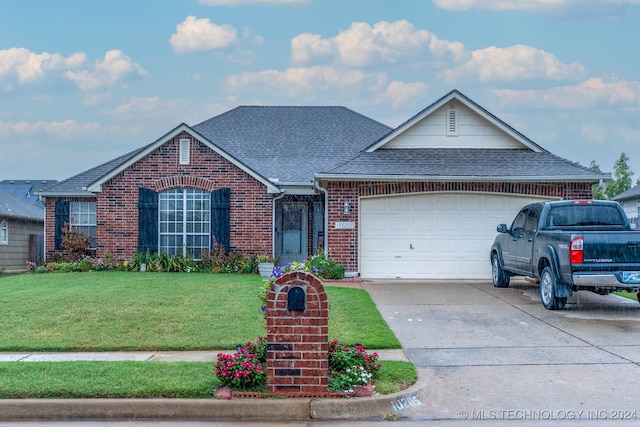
[86,124,281,194]
[366,90,546,153]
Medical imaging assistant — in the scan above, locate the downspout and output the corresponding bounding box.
[314,179,329,257]
[272,189,286,258]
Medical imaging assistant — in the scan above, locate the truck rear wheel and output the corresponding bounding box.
[491,253,510,288]
[540,266,566,310]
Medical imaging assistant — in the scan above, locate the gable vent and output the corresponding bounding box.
[179,138,190,165]
[447,101,458,136]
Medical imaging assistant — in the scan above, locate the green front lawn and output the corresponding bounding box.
[0,272,400,351]
[0,271,411,398]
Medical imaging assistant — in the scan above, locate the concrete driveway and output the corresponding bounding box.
[363,279,640,423]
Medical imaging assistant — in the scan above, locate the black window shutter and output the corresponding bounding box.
[138,188,158,252]
[211,188,230,250]
[54,200,69,250]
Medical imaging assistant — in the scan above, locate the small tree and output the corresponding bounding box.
[605,152,634,199]
[61,222,92,261]
[589,160,607,200]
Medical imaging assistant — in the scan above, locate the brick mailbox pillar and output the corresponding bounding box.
[266,271,329,396]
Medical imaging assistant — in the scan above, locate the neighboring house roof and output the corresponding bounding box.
[0,180,58,207]
[38,106,393,197]
[612,184,640,201]
[0,187,44,221]
[318,90,609,183]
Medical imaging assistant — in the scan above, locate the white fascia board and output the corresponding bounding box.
[86,124,281,194]
[37,192,97,198]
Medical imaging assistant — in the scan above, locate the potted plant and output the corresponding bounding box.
[256,254,276,280]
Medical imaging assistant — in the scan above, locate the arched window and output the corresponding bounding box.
[159,189,210,258]
[0,220,7,244]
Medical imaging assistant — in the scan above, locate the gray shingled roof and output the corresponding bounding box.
[0,188,44,221]
[320,148,609,180]
[193,106,392,183]
[36,147,147,196]
[613,184,640,201]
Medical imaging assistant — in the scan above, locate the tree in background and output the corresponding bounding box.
[589,161,607,200]
[605,152,634,199]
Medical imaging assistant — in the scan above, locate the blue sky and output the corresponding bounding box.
[1,0,639,182]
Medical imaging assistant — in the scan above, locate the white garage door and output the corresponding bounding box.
[359,192,556,279]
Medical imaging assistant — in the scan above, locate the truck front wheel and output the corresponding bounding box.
[540,266,566,310]
[491,253,510,288]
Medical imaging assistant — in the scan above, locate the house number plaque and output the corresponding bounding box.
[334,221,355,229]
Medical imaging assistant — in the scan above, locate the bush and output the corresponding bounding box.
[214,337,267,391]
[306,252,345,280]
[328,340,381,393]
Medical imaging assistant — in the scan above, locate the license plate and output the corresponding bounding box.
[622,272,640,283]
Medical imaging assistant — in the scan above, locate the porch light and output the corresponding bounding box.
[343,201,350,215]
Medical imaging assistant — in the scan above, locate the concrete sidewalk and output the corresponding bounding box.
[0,349,408,363]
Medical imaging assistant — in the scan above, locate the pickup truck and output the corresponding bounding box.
[490,200,640,310]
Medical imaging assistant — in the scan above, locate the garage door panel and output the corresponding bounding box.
[360,192,555,279]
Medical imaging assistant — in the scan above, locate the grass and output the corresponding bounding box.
[0,360,416,398]
[613,290,639,301]
[0,272,401,351]
[0,271,409,398]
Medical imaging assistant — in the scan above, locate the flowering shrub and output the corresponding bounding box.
[328,340,381,393]
[214,337,267,391]
[329,365,373,393]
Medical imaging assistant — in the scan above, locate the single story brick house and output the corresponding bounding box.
[37,90,608,279]
[0,187,45,272]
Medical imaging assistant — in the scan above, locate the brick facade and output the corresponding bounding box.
[266,271,329,396]
[325,180,596,273]
[44,132,274,261]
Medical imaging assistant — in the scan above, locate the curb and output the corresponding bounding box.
[0,377,429,422]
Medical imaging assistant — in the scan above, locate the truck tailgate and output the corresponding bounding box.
[583,232,640,264]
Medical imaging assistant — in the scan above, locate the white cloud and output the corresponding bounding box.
[170,16,238,54]
[439,44,587,84]
[225,66,427,107]
[0,119,100,139]
[198,0,308,5]
[0,48,85,83]
[107,96,161,117]
[494,77,640,109]
[378,81,430,108]
[291,20,468,67]
[64,50,147,92]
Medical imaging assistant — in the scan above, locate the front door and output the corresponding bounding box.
[276,203,308,265]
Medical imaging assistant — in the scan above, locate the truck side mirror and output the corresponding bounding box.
[497,224,508,233]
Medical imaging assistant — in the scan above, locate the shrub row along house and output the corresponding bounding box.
[37,90,608,279]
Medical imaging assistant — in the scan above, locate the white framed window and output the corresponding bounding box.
[446,101,458,136]
[179,138,190,165]
[69,202,97,249]
[159,189,210,259]
[0,220,7,244]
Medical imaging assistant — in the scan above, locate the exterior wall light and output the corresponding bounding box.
[343,201,350,215]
